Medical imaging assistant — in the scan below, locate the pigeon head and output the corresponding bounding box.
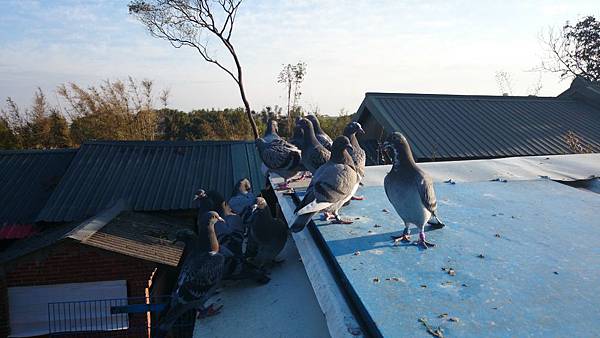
[297,117,313,131]
[266,118,279,135]
[234,178,252,195]
[331,136,354,163]
[344,122,365,136]
[306,115,323,132]
[193,189,207,201]
[383,132,415,165]
[199,211,225,230]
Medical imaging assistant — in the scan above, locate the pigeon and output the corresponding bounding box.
[382,132,445,249]
[291,136,359,232]
[193,189,244,256]
[246,197,288,269]
[343,121,366,200]
[255,137,302,190]
[157,214,225,337]
[263,118,281,143]
[228,178,257,218]
[306,114,333,150]
[297,117,331,174]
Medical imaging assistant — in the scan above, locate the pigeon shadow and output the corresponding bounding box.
[318,224,445,256]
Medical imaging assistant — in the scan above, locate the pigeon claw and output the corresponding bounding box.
[351,195,365,201]
[391,234,411,243]
[197,304,223,319]
[415,239,436,249]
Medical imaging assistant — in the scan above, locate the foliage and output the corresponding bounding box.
[278,62,307,131]
[317,109,353,138]
[541,15,600,81]
[128,0,259,138]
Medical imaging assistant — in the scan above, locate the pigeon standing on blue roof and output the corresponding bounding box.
[383,132,445,249]
[297,118,331,174]
[343,121,366,200]
[291,136,359,232]
[255,136,302,190]
[246,197,288,269]
[157,214,225,337]
[306,114,333,150]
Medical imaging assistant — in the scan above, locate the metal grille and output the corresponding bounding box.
[48,296,195,337]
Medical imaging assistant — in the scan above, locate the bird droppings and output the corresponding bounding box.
[354,217,361,220]
[511,215,518,219]
[448,317,460,323]
[373,277,380,283]
[385,277,405,282]
[353,251,361,256]
[438,313,448,319]
[461,283,468,287]
[382,208,389,213]
[441,281,453,286]
[374,224,382,228]
[554,271,559,275]
[490,178,508,183]
[444,179,456,185]
[368,230,374,233]
[495,233,501,238]
[477,254,485,259]
[539,175,550,179]
[418,318,445,338]
[447,268,456,276]
[420,284,428,288]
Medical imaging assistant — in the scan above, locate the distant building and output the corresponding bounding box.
[355,77,600,164]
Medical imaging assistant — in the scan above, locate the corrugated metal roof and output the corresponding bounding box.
[355,93,600,162]
[37,140,264,222]
[0,148,76,224]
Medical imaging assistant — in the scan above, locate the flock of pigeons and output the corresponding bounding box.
[157,115,446,336]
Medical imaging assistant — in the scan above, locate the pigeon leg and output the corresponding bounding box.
[351,195,365,200]
[196,303,223,319]
[391,226,411,243]
[321,211,336,221]
[416,231,435,249]
[275,179,291,190]
[331,213,353,224]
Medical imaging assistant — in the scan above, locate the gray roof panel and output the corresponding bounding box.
[37,140,264,222]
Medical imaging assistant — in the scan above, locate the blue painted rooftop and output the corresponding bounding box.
[298,180,600,337]
[37,140,264,222]
[272,155,600,337]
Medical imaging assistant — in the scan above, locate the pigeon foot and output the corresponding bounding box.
[415,232,435,249]
[321,212,336,221]
[351,195,365,200]
[197,304,223,319]
[391,234,411,243]
[275,182,291,190]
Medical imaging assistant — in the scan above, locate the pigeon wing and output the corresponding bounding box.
[416,171,437,214]
[260,139,301,170]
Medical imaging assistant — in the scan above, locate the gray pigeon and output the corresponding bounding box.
[255,137,302,190]
[383,132,445,249]
[157,213,225,337]
[228,178,257,216]
[263,118,281,143]
[306,114,333,150]
[297,118,330,174]
[343,122,366,201]
[246,197,288,269]
[291,136,359,232]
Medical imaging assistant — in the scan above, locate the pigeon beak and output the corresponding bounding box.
[218,216,225,223]
[192,195,199,201]
[358,126,365,134]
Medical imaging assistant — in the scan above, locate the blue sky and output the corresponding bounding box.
[1,0,599,115]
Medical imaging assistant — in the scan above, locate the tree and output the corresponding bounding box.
[278,62,307,132]
[129,0,259,139]
[541,15,600,81]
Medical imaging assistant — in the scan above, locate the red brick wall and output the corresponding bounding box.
[0,240,160,338]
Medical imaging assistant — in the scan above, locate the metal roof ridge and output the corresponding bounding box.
[66,199,128,242]
[82,139,256,146]
[364,92,562,101]
[0,148,78,155]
